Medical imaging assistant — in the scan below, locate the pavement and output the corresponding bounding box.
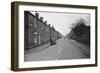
[25,42,51,54]
[24,38,90,61]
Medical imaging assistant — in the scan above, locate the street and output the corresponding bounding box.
[24,38,90,61]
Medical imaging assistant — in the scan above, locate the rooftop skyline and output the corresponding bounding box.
[30,11,90,36]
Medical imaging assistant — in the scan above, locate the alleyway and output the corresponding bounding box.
[24,38,90,61]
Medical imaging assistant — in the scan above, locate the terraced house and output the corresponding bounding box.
[24,11,62,50]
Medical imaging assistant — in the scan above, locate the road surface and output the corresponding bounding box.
[24,38,90,61]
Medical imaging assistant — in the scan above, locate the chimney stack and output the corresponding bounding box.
[52,26,54,28]
[48,24,51,27]
[40,17,43,21]
[35,11,39,18]
[52,26,55,30]
[44,20,47,24]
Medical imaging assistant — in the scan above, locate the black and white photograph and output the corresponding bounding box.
[24,11,91,61]
[11,1,97,71]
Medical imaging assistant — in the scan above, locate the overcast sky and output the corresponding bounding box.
[30,11,90,36]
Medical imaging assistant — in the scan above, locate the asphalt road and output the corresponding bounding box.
[24,38,90,61]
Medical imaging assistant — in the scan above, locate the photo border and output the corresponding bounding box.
[11,1,98,71]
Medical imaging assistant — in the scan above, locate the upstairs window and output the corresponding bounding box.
[34,18,37,28]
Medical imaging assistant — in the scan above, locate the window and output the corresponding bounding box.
[34,32,38,43]
[34,18,37,28]
[42,23,44,30]
[29,23,32,27]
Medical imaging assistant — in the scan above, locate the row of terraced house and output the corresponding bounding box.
[24,11,62,50]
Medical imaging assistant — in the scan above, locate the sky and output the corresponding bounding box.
[30,11,90,36]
